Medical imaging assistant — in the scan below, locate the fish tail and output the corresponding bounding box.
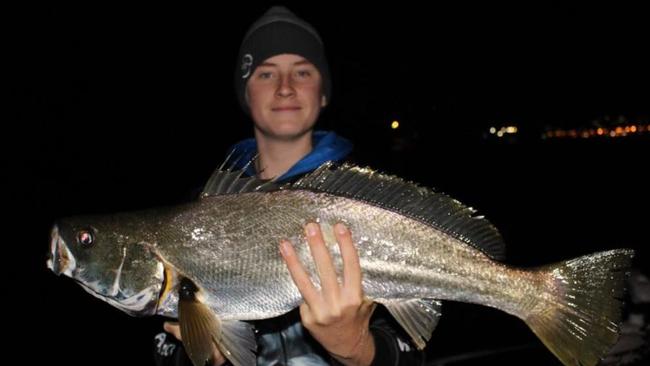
[523,249,634,366]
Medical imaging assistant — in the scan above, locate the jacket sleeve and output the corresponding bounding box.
[153,310,427,366]
[153,331,193,366]
[153,331,235,366]
[367,317,426,366]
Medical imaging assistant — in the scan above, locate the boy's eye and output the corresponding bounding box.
[258,71,274,79]
[296,70,311,77]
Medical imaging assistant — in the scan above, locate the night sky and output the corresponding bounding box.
[8,2,649,365]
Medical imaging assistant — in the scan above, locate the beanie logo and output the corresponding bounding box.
[241,54,253,79]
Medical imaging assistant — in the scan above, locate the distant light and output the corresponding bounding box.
[489,127,496,134]
[496,131,504,137]
[391,120,399,129]
[505,126,518,134]
[541,115,650,140]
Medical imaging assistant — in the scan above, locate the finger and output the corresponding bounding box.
[211,347,227,365]
[164,321,182,341]
[335,223,362,291]
[298,302,315,325]
[280,239,320,306]
[361,298,377,316]
[305,222,340,301]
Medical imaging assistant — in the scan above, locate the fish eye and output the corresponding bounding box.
[77,230,95,248]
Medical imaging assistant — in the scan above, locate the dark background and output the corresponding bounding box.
[7,2,648,365]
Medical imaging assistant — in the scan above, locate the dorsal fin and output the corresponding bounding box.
[290,162,506,260]
[200,150,279,198]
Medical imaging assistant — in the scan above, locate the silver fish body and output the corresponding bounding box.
[48,163,634,366]
[153,190,533,321]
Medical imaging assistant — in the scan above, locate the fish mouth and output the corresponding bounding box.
[46,225,76,276]
[75,277,162,317]
[73,257,165,317]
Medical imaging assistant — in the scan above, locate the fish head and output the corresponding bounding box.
[47,215,165,317]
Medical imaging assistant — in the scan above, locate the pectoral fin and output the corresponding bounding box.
[376,298,442,350]
[178,277,256,366]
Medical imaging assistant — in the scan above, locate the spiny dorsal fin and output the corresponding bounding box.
[201,150,278,198]
[291,162,506,260]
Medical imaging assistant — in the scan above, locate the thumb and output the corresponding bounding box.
[163,321,182,341]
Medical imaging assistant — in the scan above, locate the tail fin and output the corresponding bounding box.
[524,249,634,366]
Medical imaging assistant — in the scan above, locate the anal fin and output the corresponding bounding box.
[376,298,442,350]
[178,278,256,366]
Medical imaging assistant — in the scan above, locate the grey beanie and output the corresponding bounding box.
[234,6,331,114]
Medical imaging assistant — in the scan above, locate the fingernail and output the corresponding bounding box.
[336,223,347,234]
[306,222,318,237]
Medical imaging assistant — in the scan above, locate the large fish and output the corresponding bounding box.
[47,161,633,366]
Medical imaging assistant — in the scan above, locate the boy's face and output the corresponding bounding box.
[246,54,326,141]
